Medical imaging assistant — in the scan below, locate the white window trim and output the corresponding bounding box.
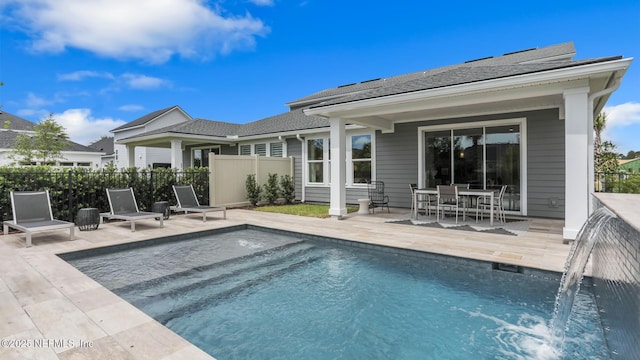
[417,117,527,215]
[304,131,375,187]
[237,140,287,157]
[191,145,221,167]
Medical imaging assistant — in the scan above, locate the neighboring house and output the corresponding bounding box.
[110,106,193,169]
[618,158,640,173]
[0,111,103,168]
[114,42,632,240]
[88,136,115,168]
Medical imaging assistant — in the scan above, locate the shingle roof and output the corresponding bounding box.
[289,42,577,108]
[0,129,102,152]
[120,109,329,141]
[88,137,115,154]
[110,105,184,132]
[0,111,36,131]
[310,56,622,108]
[0,111,101,152]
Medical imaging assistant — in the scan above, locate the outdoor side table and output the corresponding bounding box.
[153,201,171,220]
[76,208,100,231]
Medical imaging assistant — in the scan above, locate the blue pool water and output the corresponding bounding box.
[62,226,609,359]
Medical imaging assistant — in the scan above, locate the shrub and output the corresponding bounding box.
[246,174,261,206]
[280,174,295,203]
[263,173,280,205]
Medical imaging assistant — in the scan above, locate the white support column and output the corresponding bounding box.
[126,145,136,168]
[329,117,347,219]
[170,139,183,170]
[563,87,590,240]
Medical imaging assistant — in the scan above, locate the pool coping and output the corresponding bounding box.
[0,208,570,359]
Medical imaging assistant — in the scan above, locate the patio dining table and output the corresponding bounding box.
[413,188,498,225]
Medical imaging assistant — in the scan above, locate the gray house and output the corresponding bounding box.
[114,42,632,240]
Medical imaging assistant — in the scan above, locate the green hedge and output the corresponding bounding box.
[0,166,209,224]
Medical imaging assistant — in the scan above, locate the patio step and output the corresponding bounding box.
[113,241,320,319]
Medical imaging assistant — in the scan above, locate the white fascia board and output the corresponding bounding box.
[234,124,365,141]
[62,150,106,156]
[115,132,231,144]
[304,58,632,118]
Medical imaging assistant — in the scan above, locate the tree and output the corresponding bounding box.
[11,113,70,165]
[593,112,620,194]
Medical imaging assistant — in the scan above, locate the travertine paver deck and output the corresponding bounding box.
[0,208,569,359]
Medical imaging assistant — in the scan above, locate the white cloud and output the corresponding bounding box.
[118,104,144,112]
[58,70,114,81]
[248,0,274,6]
[121,73,170,89]
[4,0,269,63]
[50,108,126,145]
[25,92,53,107]
[602,102,640,128]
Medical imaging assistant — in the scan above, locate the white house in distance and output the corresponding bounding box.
[113,42,632,240]
[0,111,103,167]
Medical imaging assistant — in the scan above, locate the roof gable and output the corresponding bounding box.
[111,105,190,132]
[0,111,36,131]
[89,137,115,154]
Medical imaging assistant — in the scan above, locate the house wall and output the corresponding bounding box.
[293,108,565,218]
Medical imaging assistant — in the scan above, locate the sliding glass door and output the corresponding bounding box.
[422,123,521,212]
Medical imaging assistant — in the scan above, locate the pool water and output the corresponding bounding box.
[62,226,609,359]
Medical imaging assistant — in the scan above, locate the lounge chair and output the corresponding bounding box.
[102,188,163,231]
[172,185,226,222]
[3,190,75,247]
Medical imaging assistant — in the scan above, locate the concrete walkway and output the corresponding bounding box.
[0,208,569,359]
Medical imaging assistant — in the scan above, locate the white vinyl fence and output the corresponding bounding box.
[209,155,294,207]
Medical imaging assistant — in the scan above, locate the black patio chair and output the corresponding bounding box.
[368,181,390,213]
[173,184,226,222]
[3,190,75,247]
[102,188,163,232]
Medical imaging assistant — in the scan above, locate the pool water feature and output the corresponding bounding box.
[61,225,609,359]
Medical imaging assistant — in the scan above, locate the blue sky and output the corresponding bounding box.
[1,0,639,154]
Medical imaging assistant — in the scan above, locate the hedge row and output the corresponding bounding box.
[0,166,209,224]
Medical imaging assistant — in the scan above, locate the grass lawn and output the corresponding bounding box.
[253,203,360,218]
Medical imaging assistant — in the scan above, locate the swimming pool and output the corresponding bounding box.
[61,225,608,359]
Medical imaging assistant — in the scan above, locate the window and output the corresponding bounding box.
[350,134,372,184]
[193,147,220,167]
[77,162,91,167]
[305,133,374,186]
[307,139,324,183]
[255,143,267,156]
[239,144,251,155]
[270,142,283,157]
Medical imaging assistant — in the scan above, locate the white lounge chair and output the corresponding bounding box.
[3,190,75,247]
[172,184,226,222]
[101,188,163,231]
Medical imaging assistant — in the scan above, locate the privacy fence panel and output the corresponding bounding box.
[0,167,209,224]
[209,155,293,207]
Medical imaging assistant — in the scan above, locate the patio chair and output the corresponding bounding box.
[368,181,390,213]
[410,184,436,218]
[3,190,75,247]
[102,188,163,232]
[477,185,508,223]
[436,185,465,223]
[172,184,226,222]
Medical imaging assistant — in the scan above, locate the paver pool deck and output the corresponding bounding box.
[0,208,569,359]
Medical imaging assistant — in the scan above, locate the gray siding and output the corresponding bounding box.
[526,109,565,218]
[286,139,304,202]
[289,108,565,218]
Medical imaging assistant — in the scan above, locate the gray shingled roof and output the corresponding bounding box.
[120,109,329,141]
[0,111,102,152]
[111,105,182,132]
[88,136,114,154]
[0,111,36,131]
[310,56,622,108]
[289,42,577,107]
[0,129,102,152]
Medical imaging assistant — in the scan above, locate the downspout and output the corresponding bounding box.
[587,74,621,214]
[296,134,306,203]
